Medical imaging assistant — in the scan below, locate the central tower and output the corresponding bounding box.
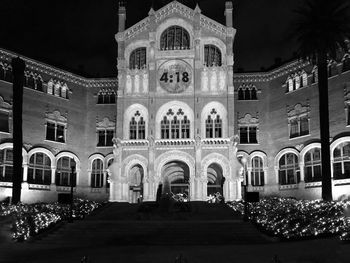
[109,0,242,203]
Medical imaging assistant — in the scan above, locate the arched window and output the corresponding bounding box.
[97,90,116,104]
[61,84,68,99]
[160,26,190,51]
[214,115,222,138]
[204,45,222,67]
[205,115,213,138]
[238,88,244,100]
[251,87,257,100]
[28,153,51,185]
[333,142,350,179]
[5,67,12,82]
[0,148,13,182]
[244,88,251,100]
[129,47,147,70]
[36,76,43,92]
[160,108,190,139]
[304,148,321,182]
[91,159,103,188]
[129,111,146,140]
[171,116,180,139]
[161,116,170,139]
[343,55,350,72]
[28,75,35,89]
[251,156,264,186]
[205,110,222,139]
[138,117,146,139]
[0,65,5,80]
[56,156,76,187]
[278,153,300,185]
[181,116,190,139]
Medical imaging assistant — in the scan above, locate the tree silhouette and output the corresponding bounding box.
[292,0,350,200]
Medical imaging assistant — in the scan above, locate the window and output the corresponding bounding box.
[56,156,76,187]
[36,76,43,92]
[161,109,190,139]
[343,56,350,72]
[129,48,147,70]
[304,148,321,182]
[161,116,170,139]
[239,126,257,144]
[286,72,308,92]
[311,70,318,84]
[347,104,350,126]
[28,153,51,185]
[97,129,114,147]
[0,111,9,133]
[97,90,116,104]
[251,156,264,186]
[278,153,300,185]
[46,122,65,143]
[0,148,13,182]
[204,45,222,67]
[129,111,146,140]
[205,109,222,139]
[5,67,12,82]
[333,142,350,180]
[289,116,309,138]
[160,26,190,51]
[0,65,4,80]
[237,86,258,100]
[91,159,103,188]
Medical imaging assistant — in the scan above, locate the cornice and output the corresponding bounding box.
[234,60,310,83]
[0,48,118,88]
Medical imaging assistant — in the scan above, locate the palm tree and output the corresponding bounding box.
[11,57,25,204]
[292,0,350,200]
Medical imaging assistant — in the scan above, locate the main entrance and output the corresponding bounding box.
[128,164,143,203]
[161,161,190,201]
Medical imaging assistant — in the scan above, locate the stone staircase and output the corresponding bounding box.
[30,202,270,247]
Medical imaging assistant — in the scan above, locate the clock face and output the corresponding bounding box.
[158,60,192,93]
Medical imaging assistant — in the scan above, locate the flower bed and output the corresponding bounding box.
[227,197,350,241]
[0,199,101,241]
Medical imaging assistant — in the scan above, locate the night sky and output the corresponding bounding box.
[0,0,301,78]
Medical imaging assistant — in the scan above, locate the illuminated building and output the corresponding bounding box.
[0,1,349,203]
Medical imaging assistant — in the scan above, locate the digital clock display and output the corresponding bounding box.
[158,60,192,93]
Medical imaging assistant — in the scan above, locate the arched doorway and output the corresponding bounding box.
[128,164,144,203]
[207,163,224,201]
[161,161,190,201]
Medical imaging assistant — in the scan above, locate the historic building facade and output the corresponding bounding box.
[0,1,350,203]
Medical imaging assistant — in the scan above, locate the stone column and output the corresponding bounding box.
[21,164,29,190]
[50,166,56,191]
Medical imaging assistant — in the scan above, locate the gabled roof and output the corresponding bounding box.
[124,0,228,41]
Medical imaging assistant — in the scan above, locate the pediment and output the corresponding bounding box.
[96,117,115,129]
[124,1,227,41]
[46,110,67,123]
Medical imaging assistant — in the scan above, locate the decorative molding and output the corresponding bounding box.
[46,110,67,123]
[96,117,115,129]
[287,103,309,118]
[238,113,259,125]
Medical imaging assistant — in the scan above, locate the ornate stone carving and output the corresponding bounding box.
[238,113,259,125]
[96,117,115,129]
[287,103,309,118]
[46,110,67,123]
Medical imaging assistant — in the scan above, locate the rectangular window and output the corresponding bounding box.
[97,130,114,147]
[290,119,299,138]
[239,126,258,144]
[249,127,257,143]
[97,130,105,146]
[106,130,114,146]
[0,112,9,133]
[300,117,309,136]
[46,122,65,143]
[239,127,248,144]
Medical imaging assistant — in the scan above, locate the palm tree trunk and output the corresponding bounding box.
[317,51,333,201]
[11,57,25,204]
